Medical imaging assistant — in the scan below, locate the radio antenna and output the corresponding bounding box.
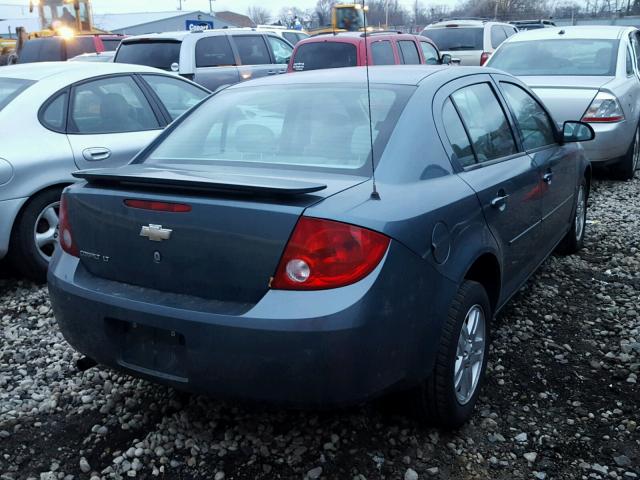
[362,0,380,200]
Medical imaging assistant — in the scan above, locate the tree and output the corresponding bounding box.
[315,0,335,26]
[247,6,271,25]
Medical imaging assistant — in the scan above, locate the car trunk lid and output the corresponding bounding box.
[522,75,615,124]
[66,164,367,304]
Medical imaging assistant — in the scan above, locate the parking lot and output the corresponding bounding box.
[1,175,638,480]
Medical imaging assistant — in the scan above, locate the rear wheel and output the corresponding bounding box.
[613,125,639,180]
[9,188,63,282]
[556,177,587,255]
[412,280,491,429]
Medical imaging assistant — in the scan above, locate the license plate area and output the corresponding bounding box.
[107,319,188,382]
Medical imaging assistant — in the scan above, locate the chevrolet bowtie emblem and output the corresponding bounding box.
[140,224,172,242]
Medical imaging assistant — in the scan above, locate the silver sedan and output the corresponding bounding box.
[0,62,209,281]
[487,26,640,179]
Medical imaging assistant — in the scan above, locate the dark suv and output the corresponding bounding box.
[18,34,124,64]
[114,29,294,92]
[288,31,449,73]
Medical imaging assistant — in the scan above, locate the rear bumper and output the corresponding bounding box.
[48,242,455,407]
[0,196,27,259]
[583,120,634,164]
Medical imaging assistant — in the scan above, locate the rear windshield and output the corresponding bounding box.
[115,41,181,71]
[421,27,483,51]
[18,38,64,63]
[488,39,619,76]
[143,84,414,173]
[292,42,357,71]
[0,77,34,111]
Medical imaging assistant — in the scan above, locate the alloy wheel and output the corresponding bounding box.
[454,304,486,405]
[34,201,60,263]
[575,185,586,242]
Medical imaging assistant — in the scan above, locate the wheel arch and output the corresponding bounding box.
[463,252,502,314]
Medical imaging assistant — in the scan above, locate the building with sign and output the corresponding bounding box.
[92,10,231,35]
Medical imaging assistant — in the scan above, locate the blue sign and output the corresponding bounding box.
[186,20,214,32]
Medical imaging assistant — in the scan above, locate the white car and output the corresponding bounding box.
[0,62,209,280]
[421,19,518,65]
[256,25,310,45]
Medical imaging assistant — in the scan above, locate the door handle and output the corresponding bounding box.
[267,70,277,75]
[543,171,554,184]
[83,147,112,161]
[490,191,510,211]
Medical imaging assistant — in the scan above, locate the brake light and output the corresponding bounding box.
[58,194,79,257]
[124,199,191,212]
[271,217,390,290]
[480,52,490,65]
[582,91,625,123]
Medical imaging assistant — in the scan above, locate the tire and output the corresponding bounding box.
[556,177,587,255]
[9,188,63,283]
[613,125,639,180]
[411,280,491,429]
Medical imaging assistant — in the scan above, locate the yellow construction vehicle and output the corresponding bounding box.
[309,4,371,36]
[28,0,101,38]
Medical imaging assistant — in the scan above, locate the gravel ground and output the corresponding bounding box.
[1,177,639,480]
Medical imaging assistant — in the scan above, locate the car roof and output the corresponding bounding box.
[296,31,429,45]
[426,19,511,28]
[229,65,481,88]
[122,28,279,43]
[505,25,633,41]
[0,61,168,81]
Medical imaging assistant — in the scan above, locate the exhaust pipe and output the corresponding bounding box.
[76,356,98,372]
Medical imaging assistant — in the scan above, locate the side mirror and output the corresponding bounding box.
[440,53,452,65]
[563,121,595,143]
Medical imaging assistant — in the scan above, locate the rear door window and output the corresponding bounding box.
[442,98,475,167]
[398,40,421,64]
[292,42,357,71]
[196,36,235,67]
[232,35,271,65]
[371,40,395,65]
[491,26,508,49]
[41,91,68,131]
[451,83,518,162]
[267,36,293,64]
[420,41,440,64]
[115,41,181,71]
[142,75,208,120]
[70,76,160,134]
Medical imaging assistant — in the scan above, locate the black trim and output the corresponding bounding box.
[132,74,170,125]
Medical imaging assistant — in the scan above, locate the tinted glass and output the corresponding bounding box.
[632,32,640,65]
[41,92,68,130]
[267,36,293,64]
[65,36,96,58]
[115,41,181,71]
[18,38,64,63]
[442,98,475,167]
[398,40,421,64]
[196,36,235,67]
[233,35,271,65]
[451,83,517,162]
[627,47,634,75]
[490,26,507,49]
[421,27,483,51]
[143,75,208,120]
[70,76,160,134]
[101,38,122,51]
[488,39,619,76]
[501,83,555,150]
[283,32,299,45]
[371,40,395,65]
[0,78,34,111]
[420,41,440,65]
[292,42,357,71]
[145,84,414,173]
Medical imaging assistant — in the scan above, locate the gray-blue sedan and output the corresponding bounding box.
[48,66,594,428]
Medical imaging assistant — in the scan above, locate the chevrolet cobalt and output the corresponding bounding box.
[48,66,594,427]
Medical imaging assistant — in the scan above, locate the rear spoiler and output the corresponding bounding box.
[72,168,328,196]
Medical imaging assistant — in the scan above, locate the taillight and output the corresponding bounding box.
[124,199,191,212]
[582,91,625,122]
[271,217,390,290]
[58,194,79,257]
[480,52,490,66]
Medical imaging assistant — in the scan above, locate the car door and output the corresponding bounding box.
[265,35,293,74]
[419,40,440,65]
[66,75,165,170]
[496,77,576,250]
[435,76,544,297]
[231,34,276,81]
[193,35,240,92]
